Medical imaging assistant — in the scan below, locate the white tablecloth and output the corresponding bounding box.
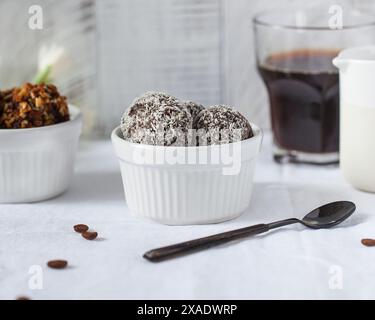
[1,133,374,300]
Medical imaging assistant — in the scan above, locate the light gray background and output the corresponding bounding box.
[0,0,372,136]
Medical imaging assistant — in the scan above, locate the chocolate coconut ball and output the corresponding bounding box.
[121,92,193,146]
[0,83,69,129]
[194,105,253,145]
[180,101,205,120]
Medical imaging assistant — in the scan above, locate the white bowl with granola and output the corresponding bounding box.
[0,83,82,203]
[112,92,262,225]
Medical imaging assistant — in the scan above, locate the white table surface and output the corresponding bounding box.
[1,132,374,300]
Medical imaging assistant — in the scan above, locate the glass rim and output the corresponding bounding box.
[253,8,375,31]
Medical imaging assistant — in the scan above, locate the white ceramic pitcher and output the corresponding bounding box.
[333,46,375,193]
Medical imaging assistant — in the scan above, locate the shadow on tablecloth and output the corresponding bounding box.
[47,171,124,205]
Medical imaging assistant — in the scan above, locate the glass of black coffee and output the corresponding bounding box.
[253,8,375,164]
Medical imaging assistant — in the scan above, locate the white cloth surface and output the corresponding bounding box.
[1,132,374,300]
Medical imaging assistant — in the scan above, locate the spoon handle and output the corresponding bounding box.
[143,223,270,262]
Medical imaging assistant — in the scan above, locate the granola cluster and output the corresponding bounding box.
[0,83,70,129]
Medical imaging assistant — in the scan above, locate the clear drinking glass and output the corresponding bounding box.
[253,7,375,164]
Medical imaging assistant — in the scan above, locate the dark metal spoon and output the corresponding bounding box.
[143,201,356,262]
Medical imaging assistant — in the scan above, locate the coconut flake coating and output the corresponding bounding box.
[120,92,193,146]
[194,105,253,145]
[132,91,175,106]
[180,101,205,120]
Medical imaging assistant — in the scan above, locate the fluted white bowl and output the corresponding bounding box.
[112,124,262,225]
[0,105,82,203]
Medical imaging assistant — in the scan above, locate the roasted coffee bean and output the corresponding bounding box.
[47,260,68,269]
[74,224,89,233]
[16,296,31,300]
[361,239,375,247]
[82,231,98,240]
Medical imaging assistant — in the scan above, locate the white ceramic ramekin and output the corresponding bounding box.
[0,105,82,203]
[112,124,262,225]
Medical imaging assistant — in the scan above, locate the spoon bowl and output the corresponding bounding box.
[301,201,356,229]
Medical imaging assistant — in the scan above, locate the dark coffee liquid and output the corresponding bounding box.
[258,49,340,153]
